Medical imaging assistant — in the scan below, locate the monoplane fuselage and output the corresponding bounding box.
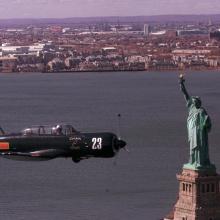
[0,124,126,163]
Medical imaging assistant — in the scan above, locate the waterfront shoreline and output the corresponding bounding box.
[1,67,219,74]
[14,68,220,74]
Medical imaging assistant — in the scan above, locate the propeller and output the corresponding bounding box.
[113,114,122,166]
[117,113,129,152]
[117,113,121,140]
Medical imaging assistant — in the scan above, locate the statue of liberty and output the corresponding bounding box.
[179,75,214,170]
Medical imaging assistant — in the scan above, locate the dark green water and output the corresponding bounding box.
[0,71,219,220]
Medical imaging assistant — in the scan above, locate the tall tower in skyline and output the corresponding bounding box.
[144,24,150,36]
[208,18,212,27]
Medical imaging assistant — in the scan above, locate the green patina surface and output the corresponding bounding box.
[179,75,215,171]
[183,162,216,171]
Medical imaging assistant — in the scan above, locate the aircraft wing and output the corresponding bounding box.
[0,149,67,161]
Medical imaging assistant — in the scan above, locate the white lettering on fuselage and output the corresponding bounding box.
[92,137,102,150]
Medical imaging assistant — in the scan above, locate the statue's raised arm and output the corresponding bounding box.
[179,74,190,103]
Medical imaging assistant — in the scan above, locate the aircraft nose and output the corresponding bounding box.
[116,139,126,149]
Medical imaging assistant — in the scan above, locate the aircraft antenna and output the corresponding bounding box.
[117,113,121,140]
[117,113,129,152]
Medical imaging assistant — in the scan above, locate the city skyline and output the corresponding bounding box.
[0,0,220,19]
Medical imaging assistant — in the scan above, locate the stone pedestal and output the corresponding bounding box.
[165,168,220,220]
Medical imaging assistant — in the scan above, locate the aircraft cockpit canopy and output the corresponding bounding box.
[22,124,77,136]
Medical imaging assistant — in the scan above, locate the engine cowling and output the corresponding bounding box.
[71,132,126,162]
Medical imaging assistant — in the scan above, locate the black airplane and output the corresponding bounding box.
[0,123,126,163]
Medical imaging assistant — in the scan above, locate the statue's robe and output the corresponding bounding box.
[187,99,211,167]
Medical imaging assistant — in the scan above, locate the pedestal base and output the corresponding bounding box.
[183,163,216,173]
[164,168,220,220]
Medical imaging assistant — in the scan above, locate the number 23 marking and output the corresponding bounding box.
[92,137,102,150]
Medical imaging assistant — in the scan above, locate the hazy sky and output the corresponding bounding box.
[0,0,220,19]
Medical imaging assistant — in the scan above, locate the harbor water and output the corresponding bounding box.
[0,71,219,220]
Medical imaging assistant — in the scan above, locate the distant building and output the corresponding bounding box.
[0,57,17,73]
[1,43,45,56]
[208,18,212,26]
[102,47,117,55]
[144,24,150,36]
[177,29,209,37]
[6,28,24,33]
[210,31,220,40]
[150,30,166,36]
[102,47,117,52]
[62,28,71,33]
[47,58,65,72]
[172,49,211,55]
[48,26,62,33]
